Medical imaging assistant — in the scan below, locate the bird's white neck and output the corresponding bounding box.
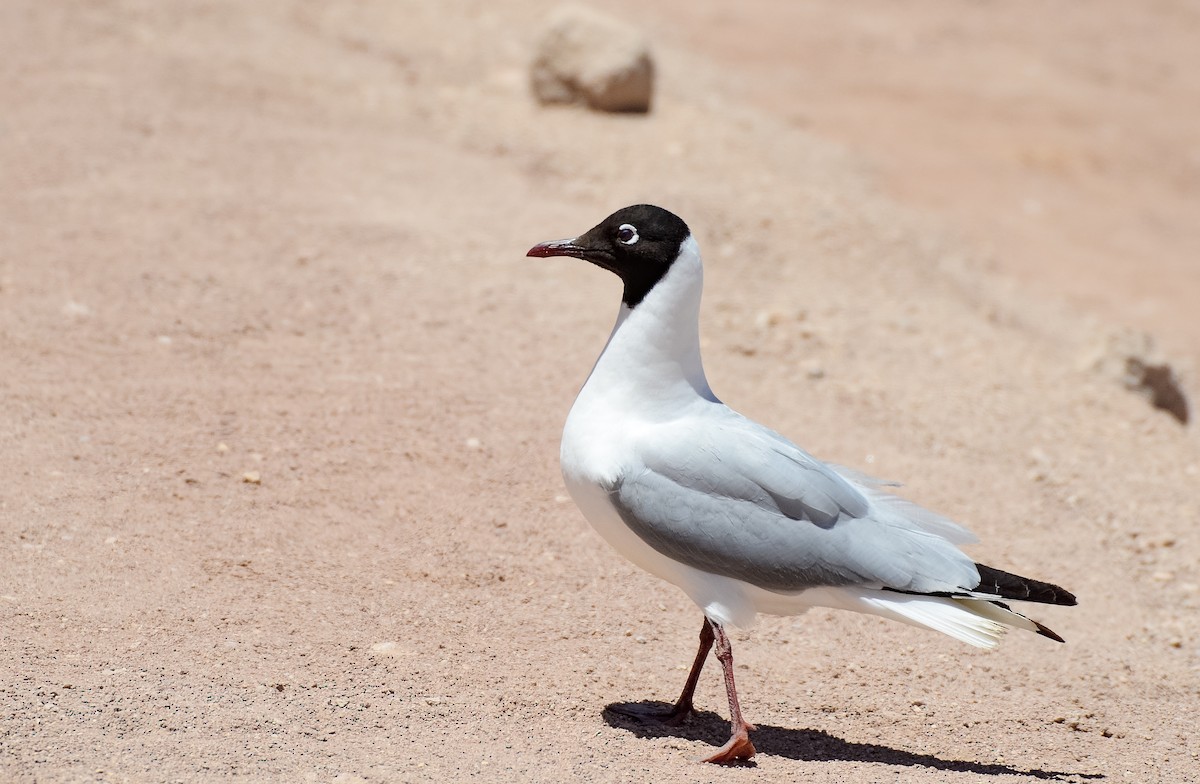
[580,236,716,414]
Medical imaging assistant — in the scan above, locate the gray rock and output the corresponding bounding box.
[530,5,654,113]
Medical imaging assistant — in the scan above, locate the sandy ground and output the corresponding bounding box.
[2,1,1198,782]
[657,0,1200,367]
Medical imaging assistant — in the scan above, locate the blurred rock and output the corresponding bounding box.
[1084,328,1189,424]
[530,5,654,113]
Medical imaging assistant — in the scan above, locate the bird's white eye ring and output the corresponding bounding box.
[617,224,639,245]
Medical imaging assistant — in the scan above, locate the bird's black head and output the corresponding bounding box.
[527,204,692,307]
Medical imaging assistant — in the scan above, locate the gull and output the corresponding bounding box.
[527,204,1076,764]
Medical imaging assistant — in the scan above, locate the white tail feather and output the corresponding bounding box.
[802,587,1053,649]
[860,594,1004,648]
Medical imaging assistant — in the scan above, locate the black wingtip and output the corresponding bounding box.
[1033,619,1066,643]
[975,563,1077,606]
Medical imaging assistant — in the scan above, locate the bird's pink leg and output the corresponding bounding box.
[702,620,757,764]
[664,617,715,723]
[610,618,713,725]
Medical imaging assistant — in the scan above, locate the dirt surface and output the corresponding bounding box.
[2,2,1198,782]
[655,0,1200,369]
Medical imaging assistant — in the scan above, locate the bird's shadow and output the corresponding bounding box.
[604,701,1104,780]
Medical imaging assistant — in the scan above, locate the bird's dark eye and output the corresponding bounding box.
[616,224,639,245]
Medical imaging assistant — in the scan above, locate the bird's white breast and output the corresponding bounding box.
[560,385,668,579]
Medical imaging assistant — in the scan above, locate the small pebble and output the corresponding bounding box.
[370,641,413,658]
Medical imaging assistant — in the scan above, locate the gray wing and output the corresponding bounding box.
[610,409,981,593]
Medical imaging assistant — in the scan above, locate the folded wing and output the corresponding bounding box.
[609,408,983,595]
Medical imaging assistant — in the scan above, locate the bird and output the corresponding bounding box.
[527,204,1076,764]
